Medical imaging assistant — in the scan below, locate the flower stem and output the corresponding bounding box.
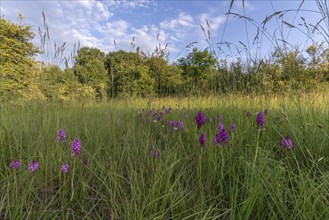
[70,158,76,202]
[253,130,260,171]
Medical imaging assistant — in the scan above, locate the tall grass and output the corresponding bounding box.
[1,94,329,219]
[2,1,329,218]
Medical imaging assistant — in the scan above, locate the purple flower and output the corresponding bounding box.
[168,120,175,128]
[264,109,268,116]
[151,149,159,158]
[56,129,66,143]
[208,117,213,123]
[256,112,265,129]
[9,160,20,169]
[195,111,206,129]
[155,112,164,121]
[246,111,251,118]
[217,122,224,132]
[145,110,155,123]
[199,133,206,145]
[217,114,222,123]
[163,106,172,114]
[213,128,228,146]
[71,139,81,157]
[168,120,183,132]
[28,160,39,172]
[175,121,184,131]
[184,113,188,120]
[230,123,236,131]
[61,163,69,173]
[281,136,293,149]
[148,110,154,117]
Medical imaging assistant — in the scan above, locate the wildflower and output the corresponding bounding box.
[246,111,251,118]
[208,117,213,123]
[155,112,164,121]
[56,129,66,143]
[199,133,206,145]
[71,139,81,157]
[213,128,228,146]
[217,114,222,123]
[184,113,188,120]
[145,110,155,123]
[195,111,206,129]
[60,163,69,173]
[163,106,172,113]
[28,160,39,172]
[256,112,265,129]
[175,121,184,131]
[147,110,154,117]
[168,120,175,129]
[151,149,159,158]
[9,160,20,169]
[264,109,268,116]
[281,136,293,149]
[217,122,224,132]
[230,123,236,131]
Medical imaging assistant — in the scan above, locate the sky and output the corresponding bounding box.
[0,0,325,65]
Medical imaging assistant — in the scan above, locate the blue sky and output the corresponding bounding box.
[0,0,324,64]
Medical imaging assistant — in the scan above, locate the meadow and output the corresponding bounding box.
[1,93,329,219]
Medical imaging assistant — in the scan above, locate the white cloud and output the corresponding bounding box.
[70,29,101,48]
[94,1,112,20]
[199,13,226,31]
[0,0,225,63]
[104,0,154,9]
[0,0,115,63]
[75,0,93,9]
[160,12,196,30]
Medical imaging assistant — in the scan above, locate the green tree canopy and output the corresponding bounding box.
[177,48,217,83]
[147,56,183,95]
[73,47,108,100]
[105,50,155,97]
[0,16,40,100]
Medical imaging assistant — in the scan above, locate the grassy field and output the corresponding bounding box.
[1,93,329,219]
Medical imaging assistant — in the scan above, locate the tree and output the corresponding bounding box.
[272,48,312,90]
[177,48,217,93]
[105,50,155,97]
[177,48,217,94]
[147,56,183,95]
[0,16,40,100]
[73,47,108,100]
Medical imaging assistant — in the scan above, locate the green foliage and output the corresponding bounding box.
[177,48,217,94]
[105,50,155,97]
[2,95,329,218]
[3,13,329,102]
[147,56,183,95]
[0,17,40,101]
[35,64,95,102]
[177,48,217,81]
[73,47,108,100]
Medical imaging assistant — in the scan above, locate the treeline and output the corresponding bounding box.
[1,17,329,102]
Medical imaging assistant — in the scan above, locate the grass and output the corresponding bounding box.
[1,93,329,219]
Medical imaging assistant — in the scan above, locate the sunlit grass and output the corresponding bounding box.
[1,93,329,218]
